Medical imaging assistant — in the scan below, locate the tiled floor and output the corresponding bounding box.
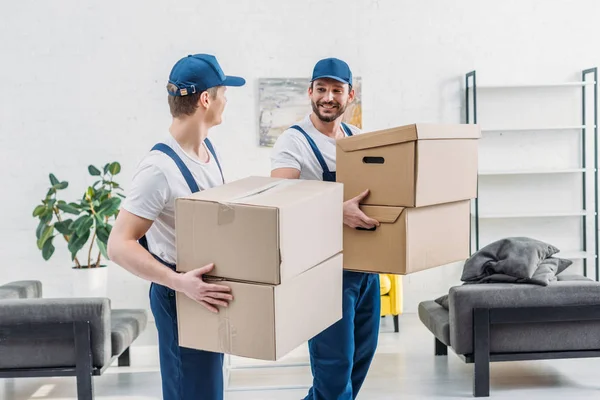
[2,314,600,399]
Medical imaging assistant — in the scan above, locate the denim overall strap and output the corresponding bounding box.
[203,137,225,184]
[290,125,332,176]
[341,122,354,137]
[138,142,201,253]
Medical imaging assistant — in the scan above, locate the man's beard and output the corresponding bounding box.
[311,100,347,123]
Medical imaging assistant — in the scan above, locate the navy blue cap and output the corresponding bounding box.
[311,58,353,86]
[168,54,246,97]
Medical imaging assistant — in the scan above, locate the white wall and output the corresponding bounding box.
[2,0,600,315]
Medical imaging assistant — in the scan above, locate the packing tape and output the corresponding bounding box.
[216,179,302,225]
[217,203,235,225]
[217,310,236,354]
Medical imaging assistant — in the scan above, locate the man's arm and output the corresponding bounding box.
[271,167,300,179]
[107,209,233,314]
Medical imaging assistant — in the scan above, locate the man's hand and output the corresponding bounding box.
[173,263,233,314]
[343,189,380,229]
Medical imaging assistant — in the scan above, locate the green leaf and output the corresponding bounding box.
[57,202,81,215]
[88,165,102,176]
[40,212,52,225]
[117,193,126,198]
[37,225,54,250]
[109,182,121,188]
[46,188,55,198]
[96,237,109,260]
[96,225,111,243]
[68,229,90,257]
[86,186,95,199]
[53,181,68,190]
[49,173,59,186]
[55,219,74,235]
[36,220,46,240]
[42,236,56,260]
[70,215,89,232]
[97,197,121,217]
[33,205,46,217]
[103,163,110,175]
[109,162,121,175]
[76,216,94,236]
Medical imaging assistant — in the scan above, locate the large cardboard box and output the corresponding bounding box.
[176,253,343,361]
[336,123,480,207]
[175,176,343,285]
[343,200,470,275]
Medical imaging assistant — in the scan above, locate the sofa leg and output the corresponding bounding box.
[473,308,490,397]
[393,315,399,332]
[118,347,131,367]
[435,338,447,356]
[73,321,94,400]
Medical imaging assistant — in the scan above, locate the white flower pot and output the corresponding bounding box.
[72,265,108,298]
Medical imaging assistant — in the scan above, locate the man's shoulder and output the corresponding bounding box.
[342,122,362,136]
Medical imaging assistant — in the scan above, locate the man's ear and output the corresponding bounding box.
[348,87,356,103]
[198,91,211,109]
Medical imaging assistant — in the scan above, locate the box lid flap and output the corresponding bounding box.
[179,176,341,209]
[336,123,481,152]
[360,205,404,224]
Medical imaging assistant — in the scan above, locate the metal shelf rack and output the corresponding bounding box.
[465,68,599,280]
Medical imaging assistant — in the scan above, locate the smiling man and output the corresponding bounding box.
[270,57,381,400]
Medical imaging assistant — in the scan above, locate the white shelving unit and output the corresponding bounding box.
[466,69,599,280]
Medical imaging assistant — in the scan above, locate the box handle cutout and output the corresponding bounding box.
[362,156,384,164]
[356,226,377,231]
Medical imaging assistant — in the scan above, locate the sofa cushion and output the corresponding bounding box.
[0,281,42,299]
[111,309,148,356]
[418,301,451,346]
[449,276,600,355]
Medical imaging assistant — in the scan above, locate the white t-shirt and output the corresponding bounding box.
[122,134,224,264]
[270,114,361,181]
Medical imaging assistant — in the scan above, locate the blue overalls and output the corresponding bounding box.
[139,139,226,400]
[290,124,381,400]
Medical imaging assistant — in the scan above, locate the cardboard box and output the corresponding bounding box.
[343,200,470,275]
[336,123,480,207]
[175,176,343,284]
[176,253,343,361]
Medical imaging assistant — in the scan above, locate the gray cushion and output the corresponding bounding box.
[0,281,42,299]
[418,301,451,346]
[449,277,600,355]
[111,309,148,356]
[0,298,111,369]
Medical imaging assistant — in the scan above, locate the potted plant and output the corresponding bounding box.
[32,162,124,297]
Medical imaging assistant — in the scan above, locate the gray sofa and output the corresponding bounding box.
[0,280,148,400]
[419,274,600,397]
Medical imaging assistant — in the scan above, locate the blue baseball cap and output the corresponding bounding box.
[168,54,246,97]
[311,58,353,86]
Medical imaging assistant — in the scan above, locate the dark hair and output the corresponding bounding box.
[166,83,218,118]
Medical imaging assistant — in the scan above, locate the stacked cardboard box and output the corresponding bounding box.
[336,123,481,275]
[174,176,344,361]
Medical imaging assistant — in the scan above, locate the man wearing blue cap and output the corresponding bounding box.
[108,54,245,400]
[270,58,380,399]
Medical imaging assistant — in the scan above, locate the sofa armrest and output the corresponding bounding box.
[0,280,42,299]
[0,298,112,369]
[448,280,600,355]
